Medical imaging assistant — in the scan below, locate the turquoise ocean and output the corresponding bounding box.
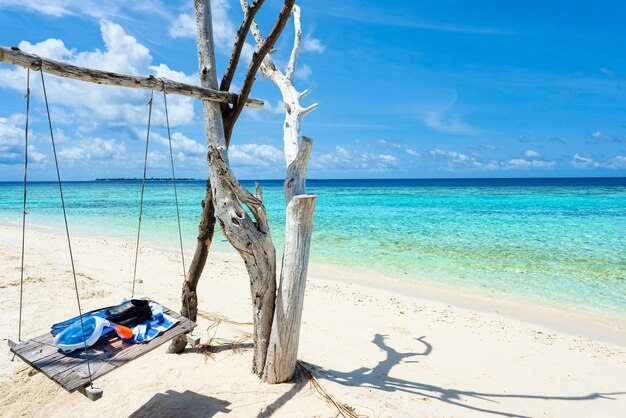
[0,178,624,317]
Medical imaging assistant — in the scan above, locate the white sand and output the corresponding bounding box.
[1,225,625,417]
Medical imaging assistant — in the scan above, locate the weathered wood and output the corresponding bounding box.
[244,2,319,383]
[263,195,317,383]
[210,151,277,375]
[285,136,313,204]
[193,0,282,377]
[0,45,264,109]
[223,0,296,144]
[245,3,319,167]
[10,302,195,393]
[168,180,215,353]
[220,0,266,93]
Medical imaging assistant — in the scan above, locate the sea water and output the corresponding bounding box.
[0,178,624,317]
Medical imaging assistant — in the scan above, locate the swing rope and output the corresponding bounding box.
[17,70,193,389]
[40,68,94,386]
[162,91,193,333]
[17,69,30,342]
[131,91,154,298]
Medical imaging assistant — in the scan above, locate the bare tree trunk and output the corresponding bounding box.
[188,0,280,376]
[263,194,316,382]
[244,3,319,383]
[168,180,215,353]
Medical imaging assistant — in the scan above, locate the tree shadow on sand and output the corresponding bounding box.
[304,333,625,418]
[128,389,231,417]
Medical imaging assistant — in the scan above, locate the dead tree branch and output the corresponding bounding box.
[223,0,296,145]
[0,45,263,109]
[220,0,265,93]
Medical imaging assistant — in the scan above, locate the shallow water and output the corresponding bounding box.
[0,178,624,317]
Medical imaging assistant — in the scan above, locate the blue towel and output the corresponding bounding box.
[128,303,179,343]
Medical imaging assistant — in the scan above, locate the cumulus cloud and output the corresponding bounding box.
[405,148,420,156]
[316,145,398,172]
[0,20,196,132]
[169,13,195,38]
[0,114,46,165]
[168,0,236,53]
[335,146,350,158]
[506,158,555,169]
[229,144,283,167]
[524,149,540,158]
[570,153,626,169]
[59,137,126,162]
[303,34,326,53]
[295,63,313,81]
[429,148,470,162]
[0,0,170,19]
[152,132,205,157]
[588,130,626,143]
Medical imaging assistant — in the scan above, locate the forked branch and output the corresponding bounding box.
[223,0,296,145]
[220,0,265,93]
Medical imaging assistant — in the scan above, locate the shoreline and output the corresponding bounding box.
[309,262,626,347]
[3,222,626,347]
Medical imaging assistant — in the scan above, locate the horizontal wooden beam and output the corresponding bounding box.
[0,45,264,109]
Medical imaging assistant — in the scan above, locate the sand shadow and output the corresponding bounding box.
[129,389,231,417]
[307,333,625,418]
[257,366,309,418]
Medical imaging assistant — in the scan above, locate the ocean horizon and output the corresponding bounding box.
[1,177,624,318]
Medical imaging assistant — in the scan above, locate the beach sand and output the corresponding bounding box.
[0,224,625,417]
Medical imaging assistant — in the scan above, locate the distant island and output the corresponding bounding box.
[95,178,200,182]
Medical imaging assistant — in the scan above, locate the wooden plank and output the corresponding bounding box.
[10,301,196,393]
[58,318,194,392]
[0,45,264,109]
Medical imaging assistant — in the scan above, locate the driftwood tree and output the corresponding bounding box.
[167,0,295,359]
[169,0,317,383]
[242,1,318,383]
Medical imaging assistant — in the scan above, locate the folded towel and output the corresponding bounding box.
[128,303,179,343]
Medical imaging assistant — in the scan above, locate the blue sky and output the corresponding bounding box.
[0,0,625,180]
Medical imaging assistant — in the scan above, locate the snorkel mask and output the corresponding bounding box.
[54,316,134,353]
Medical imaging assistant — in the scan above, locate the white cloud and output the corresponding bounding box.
[168,0,236,53]
[169,13,196,38]
[0,0,169,19]
[406,148,420,156]
[415,91,478,136]
[153,132,205,157]
[295,64,312,81]
[360,153,398,170]
[506,158,555,169]
[303,34,326,53]
[0,20,196,131]
[335,146,350,158]
[571,153,626,169]
[59,137,126,161]
[0,114,45,165]
[588,130,626,143]
[612,156,626,167]
[378,154,397,164]
[429,148,470,162]
[229,144,283,167]
[524,149,540,158]
[571,153,599,168]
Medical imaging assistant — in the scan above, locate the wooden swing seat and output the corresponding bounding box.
[9,301,195,394]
